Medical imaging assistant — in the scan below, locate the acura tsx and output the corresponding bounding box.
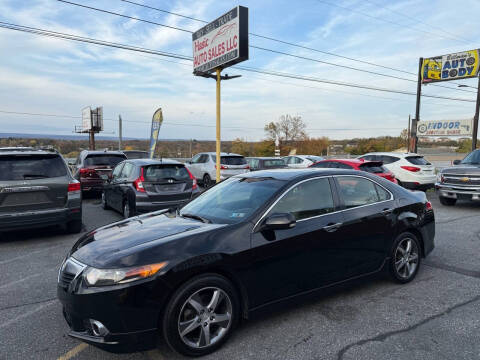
[57,168,435,356]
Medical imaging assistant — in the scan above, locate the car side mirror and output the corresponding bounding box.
[453,160,461,165]
[262,213,296,231]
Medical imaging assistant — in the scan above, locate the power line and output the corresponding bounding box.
[56,0,477,94]
[117,0,477,93]
[0,21,476,104]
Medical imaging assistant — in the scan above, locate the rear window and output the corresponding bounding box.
[0,155,67,180]
[212,155,247,165]
[84,154,126,166]
[406,156,430,165]
[144,164,190,181]
[359,163,386,174]
[264,159,285,167]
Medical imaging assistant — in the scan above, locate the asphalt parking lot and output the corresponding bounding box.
[1,193,479,360]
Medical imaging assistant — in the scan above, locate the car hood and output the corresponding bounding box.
[70,211,223,268]
[441,165,480,174]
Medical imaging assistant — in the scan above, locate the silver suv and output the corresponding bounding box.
[0,147,82,233]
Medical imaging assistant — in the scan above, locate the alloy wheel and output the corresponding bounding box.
[394,238,419,279]
[178,287,232,349]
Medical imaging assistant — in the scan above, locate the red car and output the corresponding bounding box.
[310,159,397,183]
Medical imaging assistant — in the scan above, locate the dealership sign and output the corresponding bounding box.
[417,119,473,136]
[421,49,480,83]
[192,6,248,74]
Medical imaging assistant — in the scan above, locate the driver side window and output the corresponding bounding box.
[191,154,202,163]
[268,178,335,220]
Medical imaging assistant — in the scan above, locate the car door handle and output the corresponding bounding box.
[382,208,393,215]
[323,222,342,232]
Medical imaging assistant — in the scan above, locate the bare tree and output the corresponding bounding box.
[264,114,307,143]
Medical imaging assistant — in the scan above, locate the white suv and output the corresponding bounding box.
[358,152,436,190]
[186,152,250,187]
[284,155,325,168]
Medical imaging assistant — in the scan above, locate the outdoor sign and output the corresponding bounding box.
[82,107,91,131]
[192,6,248,74]
[92,106,103,130]
[421,49,480,83]
[149,108,163,158]
[417,119,473,137]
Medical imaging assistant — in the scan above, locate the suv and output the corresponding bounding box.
[436,149,480,206]
[246,157,287,171]
[284,155,324,168]
[358,152,436,190]
[102,159,199,218]
[73,150,127,193]
[0,147,82,233]
[186,152,249,187]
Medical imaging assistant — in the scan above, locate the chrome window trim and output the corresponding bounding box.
[253,174,394,232]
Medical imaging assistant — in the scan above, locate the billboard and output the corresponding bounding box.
[192,6,248,74]
[149,108,163,158]
[417,119,472,137]
[421,49,480,83]
[82,107,91,131]
[92,106,103,130]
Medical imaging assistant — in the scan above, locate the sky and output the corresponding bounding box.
[0,0,479,141]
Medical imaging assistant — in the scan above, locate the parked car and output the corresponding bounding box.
[436,149,480,206]
[283,155,324,168]
[73,150,127,193]
[246,157,287,171]
[358,152,435,190]
[102,159,199,218]
[58,168,434,356]
[0,147,82,233]
[186,152,249,187]
[310,158,397,183]
[122,150,150,159]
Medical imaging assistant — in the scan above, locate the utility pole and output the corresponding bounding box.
[89,113,95,150]
[472,74,480,151]
[413,57,423,154]
[118,115,123,151]
[408,114,411,150]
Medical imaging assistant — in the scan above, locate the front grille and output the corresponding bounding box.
[58,257,86,290]
[443,174,480,186]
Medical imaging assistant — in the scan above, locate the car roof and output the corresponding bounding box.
[0,147,60,156]
[236,168,361,181]
[200,152,243,156]
[361,152,421,158]
[81,150,126,156]
[247,157,284,160]
[122,150,148,153]
[127,158,183,166]
[321,158,366,165]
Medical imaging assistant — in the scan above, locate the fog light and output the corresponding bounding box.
[89,319,109,337]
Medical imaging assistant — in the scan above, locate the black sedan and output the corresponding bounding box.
[102,159,199,218]
[58,169,435,356]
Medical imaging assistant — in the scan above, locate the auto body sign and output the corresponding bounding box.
[192,6,248,74]
[417,119,472,136]
[421,49,480,83]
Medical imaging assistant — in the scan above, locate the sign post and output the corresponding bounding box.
[193,6,249,183]
[473,75,480,150]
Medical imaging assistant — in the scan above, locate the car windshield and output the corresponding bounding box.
[144,164,190,181]
[406,156,431,165]
[211,155,247,165]
[0,155,67,180]
[461,150,480,165]
[264,159,285,167]
[180,177,285,224]
[84,154,126,166]
[359,163,386,174]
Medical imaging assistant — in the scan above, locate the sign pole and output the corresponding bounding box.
[472,74,480,151]
[216,68,221,183]
[413,57,423,153]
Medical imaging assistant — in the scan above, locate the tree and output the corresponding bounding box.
[253,141,275,156]
[264,114,307,144]
[231,138,252,156]
[296,137,329,155]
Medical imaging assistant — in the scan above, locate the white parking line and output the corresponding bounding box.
[0,272,45,289]
[0,243,66,265]
[56,343,89,360]
[0,299,56,329]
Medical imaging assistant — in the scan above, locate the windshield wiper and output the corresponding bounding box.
[23,174,48,179]
[180,213,212,224]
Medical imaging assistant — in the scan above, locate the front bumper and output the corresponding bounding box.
[436,183,480,200]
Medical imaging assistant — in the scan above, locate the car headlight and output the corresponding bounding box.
[436,172,444,183]
[83,262,168,287]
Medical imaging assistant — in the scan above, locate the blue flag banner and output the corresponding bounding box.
[149,108,163,158]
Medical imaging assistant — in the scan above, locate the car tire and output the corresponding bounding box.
[203,174,212,189]
[162,274,239,357]
[123,199,134,218]
[388,232,421,284]
[439,196,456,206]
[101,192,110,210]
[66,218,82,234]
